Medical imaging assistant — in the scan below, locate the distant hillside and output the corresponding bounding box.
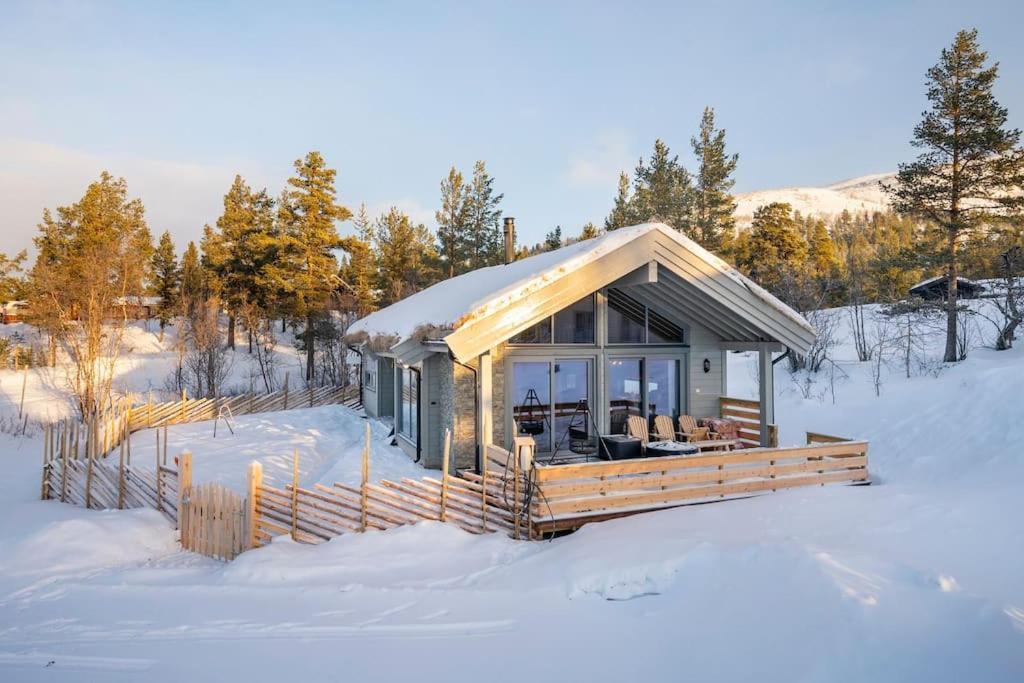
[734,172,894,226]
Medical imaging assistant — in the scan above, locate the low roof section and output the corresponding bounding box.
[347,223,816,364]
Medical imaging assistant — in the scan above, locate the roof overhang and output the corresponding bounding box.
[443,228,815,362]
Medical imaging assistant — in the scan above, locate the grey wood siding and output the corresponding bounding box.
[377,357,395,417]
[361,351,381,418]
[688,323,725,418]
[422,354,444,467]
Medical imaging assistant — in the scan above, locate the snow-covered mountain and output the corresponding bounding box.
[735,172,895,226]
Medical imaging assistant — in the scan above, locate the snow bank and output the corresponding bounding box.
[128,405,422,493]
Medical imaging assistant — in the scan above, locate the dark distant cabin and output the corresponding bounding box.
[909,276,984,301]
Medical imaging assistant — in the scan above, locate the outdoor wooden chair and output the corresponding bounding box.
[677,414,711,442]
[625,414,650,446]
[652,414,677,441]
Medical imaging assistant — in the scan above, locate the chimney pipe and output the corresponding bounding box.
[503,217,516,264]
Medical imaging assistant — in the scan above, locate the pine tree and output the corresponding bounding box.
[579,222,599,240]
[374,207,438,305]
[543,226,563,251]
[266,151,352,382]
[25,172,151,412]
[631,139,693,233]
[435,167,469,277]
[179,241,204,315]
[604,172,635,230]
[691,107,738,251]
[887,29,1024,362]
[0,250,25,303]
[735,203,808,294]
[463,161,504,270]
[339,236,377,317]
[340,205,378,317]
[151,230,180,332]
[211,175,276,348]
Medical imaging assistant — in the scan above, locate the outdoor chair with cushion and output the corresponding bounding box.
[677,414,711,442]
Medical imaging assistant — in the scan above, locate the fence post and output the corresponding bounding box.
[283,373,289,410]
[480,439,488,532]
[118,421,126,509]
[40,424,50,500]
[85,414,95,509]
[308,385,314,408]
[290,449,299,540]
[163,425,169,466]
[177,451,192,529]
[19,369,27,419]
[247,461,262,549]
[512,441,521,541]
[439,429,451,523]
[360,423,370,531]
[60,421,69,502]
[180,388,186,423]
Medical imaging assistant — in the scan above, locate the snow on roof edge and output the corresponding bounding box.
[349,222,814,350]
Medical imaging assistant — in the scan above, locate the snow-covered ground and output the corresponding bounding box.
[1,308,1023,681]
[0,321,308,422]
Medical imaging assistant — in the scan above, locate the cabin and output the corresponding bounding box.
[1,300,29,324]
[909,275,985,301]
[348,222,819,470]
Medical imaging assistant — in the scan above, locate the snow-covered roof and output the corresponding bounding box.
[909,275,983,291]
[350,223,814,358]
[114,296,162,306]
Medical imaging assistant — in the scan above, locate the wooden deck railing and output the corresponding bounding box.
[719,396,778,447]
[529,438,869,534]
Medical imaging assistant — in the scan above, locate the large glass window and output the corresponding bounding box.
[511,362,551,451]
[510,295,595,345]
[399,366,419,442]
[607,290,646,343]
[646,358,680,421]
[607,288,685,345]
[607,356,681,435]
[553,296,596,344]
[552,360,591,450]
[608,357,643,436]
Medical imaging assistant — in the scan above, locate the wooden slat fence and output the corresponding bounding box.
[528,437,869,535]
[180,482,246,561]
[247,428,531,549]
[127,383,361,433]
[41,442,179,521]
[719,396,779,448]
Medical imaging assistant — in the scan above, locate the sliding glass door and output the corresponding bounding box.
[511,359,592,454]
[607,356,682,435]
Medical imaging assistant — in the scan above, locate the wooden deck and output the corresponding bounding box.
[484,395,869,538]
[525,434,868,535]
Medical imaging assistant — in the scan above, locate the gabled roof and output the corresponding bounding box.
[349,223,816,361]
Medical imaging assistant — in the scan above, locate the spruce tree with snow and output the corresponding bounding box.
[887,29,1024,362]
[691,107,738,251]
[604,172,635,230]
[463,161,504,270]
[435,166,470,277]
[151,230,180,335]
[265,151,351,382]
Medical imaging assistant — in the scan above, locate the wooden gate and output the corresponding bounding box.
[180,482,246,561]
